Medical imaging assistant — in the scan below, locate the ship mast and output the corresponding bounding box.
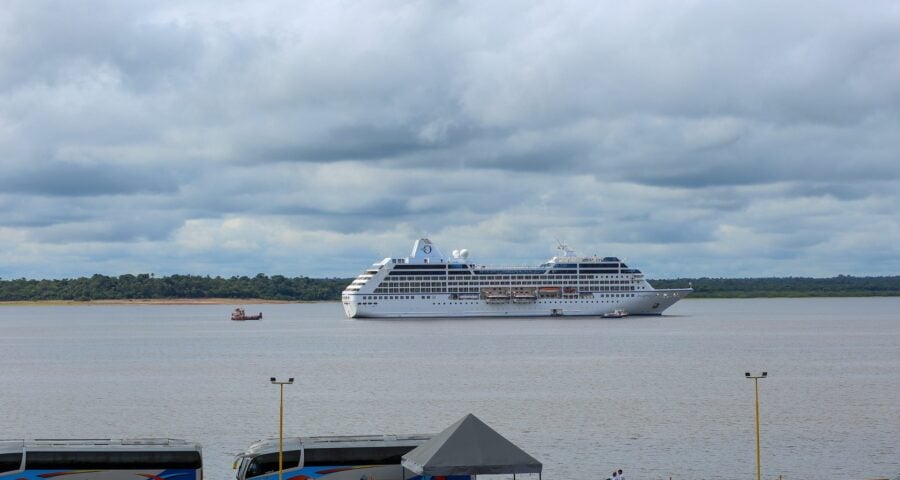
[555,238,576,257]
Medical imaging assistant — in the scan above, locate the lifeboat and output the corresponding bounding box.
[484,290,511,303]
[537,286,561,298]
[512,293,537,303]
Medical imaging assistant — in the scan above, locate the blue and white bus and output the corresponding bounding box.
[234,434,466,480]
[0,438,203,480]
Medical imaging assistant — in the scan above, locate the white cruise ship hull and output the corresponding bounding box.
[342,238,692,319]
[343,289,691,318]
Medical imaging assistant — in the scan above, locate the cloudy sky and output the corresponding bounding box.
[1,1,899,280]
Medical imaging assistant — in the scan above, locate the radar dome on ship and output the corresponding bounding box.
[460,249,469,258]
[452,250,460,258]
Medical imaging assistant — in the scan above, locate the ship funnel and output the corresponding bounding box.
[410,238,444,262]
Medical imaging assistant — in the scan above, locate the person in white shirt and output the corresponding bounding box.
[617,469,625,480]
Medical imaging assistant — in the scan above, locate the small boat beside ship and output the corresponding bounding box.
[602,309,629,318]
[231,307,262,321]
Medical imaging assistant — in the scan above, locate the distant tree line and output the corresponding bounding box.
[0,274,352,302]
[651,275,900,298]
[0,274,898,302]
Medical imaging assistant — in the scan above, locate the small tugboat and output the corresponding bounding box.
[602,309,629,318]
[231,307,262,321]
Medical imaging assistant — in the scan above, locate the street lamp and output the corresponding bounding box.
[744,372,767,480]
[270,377,294,480]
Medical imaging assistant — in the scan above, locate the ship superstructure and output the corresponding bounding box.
[341,238,691,318]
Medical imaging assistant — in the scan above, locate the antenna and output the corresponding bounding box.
[554,238,576,257]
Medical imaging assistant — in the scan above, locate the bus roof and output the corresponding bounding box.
[240,434,431,457]
[0,438,200,451]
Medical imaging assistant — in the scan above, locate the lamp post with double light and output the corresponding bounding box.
[744,371,767,480]
[270,377,294,480]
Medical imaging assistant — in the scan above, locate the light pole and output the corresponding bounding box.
[270,377,294,480]
[744,371,767,480]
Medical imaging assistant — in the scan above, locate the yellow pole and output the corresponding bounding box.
[754,377,761,480]
[271,378,293,480]
[745,372,766,480]
[279,382,284,480]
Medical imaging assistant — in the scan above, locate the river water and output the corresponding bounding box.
[1,298,898,480]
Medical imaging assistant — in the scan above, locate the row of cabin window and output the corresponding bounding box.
[389,269,632,275]
[372,286,637,294]
[388,274,635,281]
[378,281,634,288]
[393,263,623,270]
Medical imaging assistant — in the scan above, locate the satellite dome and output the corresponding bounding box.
[452,250,460,258]
[460,249,469,258]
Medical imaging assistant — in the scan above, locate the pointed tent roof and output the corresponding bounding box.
[401,414,542,476]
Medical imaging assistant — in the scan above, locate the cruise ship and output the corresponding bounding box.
[342,238,691,318]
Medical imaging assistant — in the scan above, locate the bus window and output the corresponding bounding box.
[4,439,202,480]
[234,457,249,480]
[24,450,202,470]
[246,450,301,479]
[0,453,22,474]
[304,446,413,466]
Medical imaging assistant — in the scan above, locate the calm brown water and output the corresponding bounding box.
[1,298,898,480]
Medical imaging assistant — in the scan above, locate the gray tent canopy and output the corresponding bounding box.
[401,414,542,477]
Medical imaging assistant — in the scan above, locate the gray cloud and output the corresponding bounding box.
[1,162,179,196]
[0,2,204,92]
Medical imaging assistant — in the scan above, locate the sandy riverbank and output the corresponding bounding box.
[0,298,311,306]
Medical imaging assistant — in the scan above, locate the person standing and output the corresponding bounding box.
[617,469,625,480]
[612,471,618,480]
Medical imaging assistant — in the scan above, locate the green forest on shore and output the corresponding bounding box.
[1,274,899,302]
[651,275,900,298]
